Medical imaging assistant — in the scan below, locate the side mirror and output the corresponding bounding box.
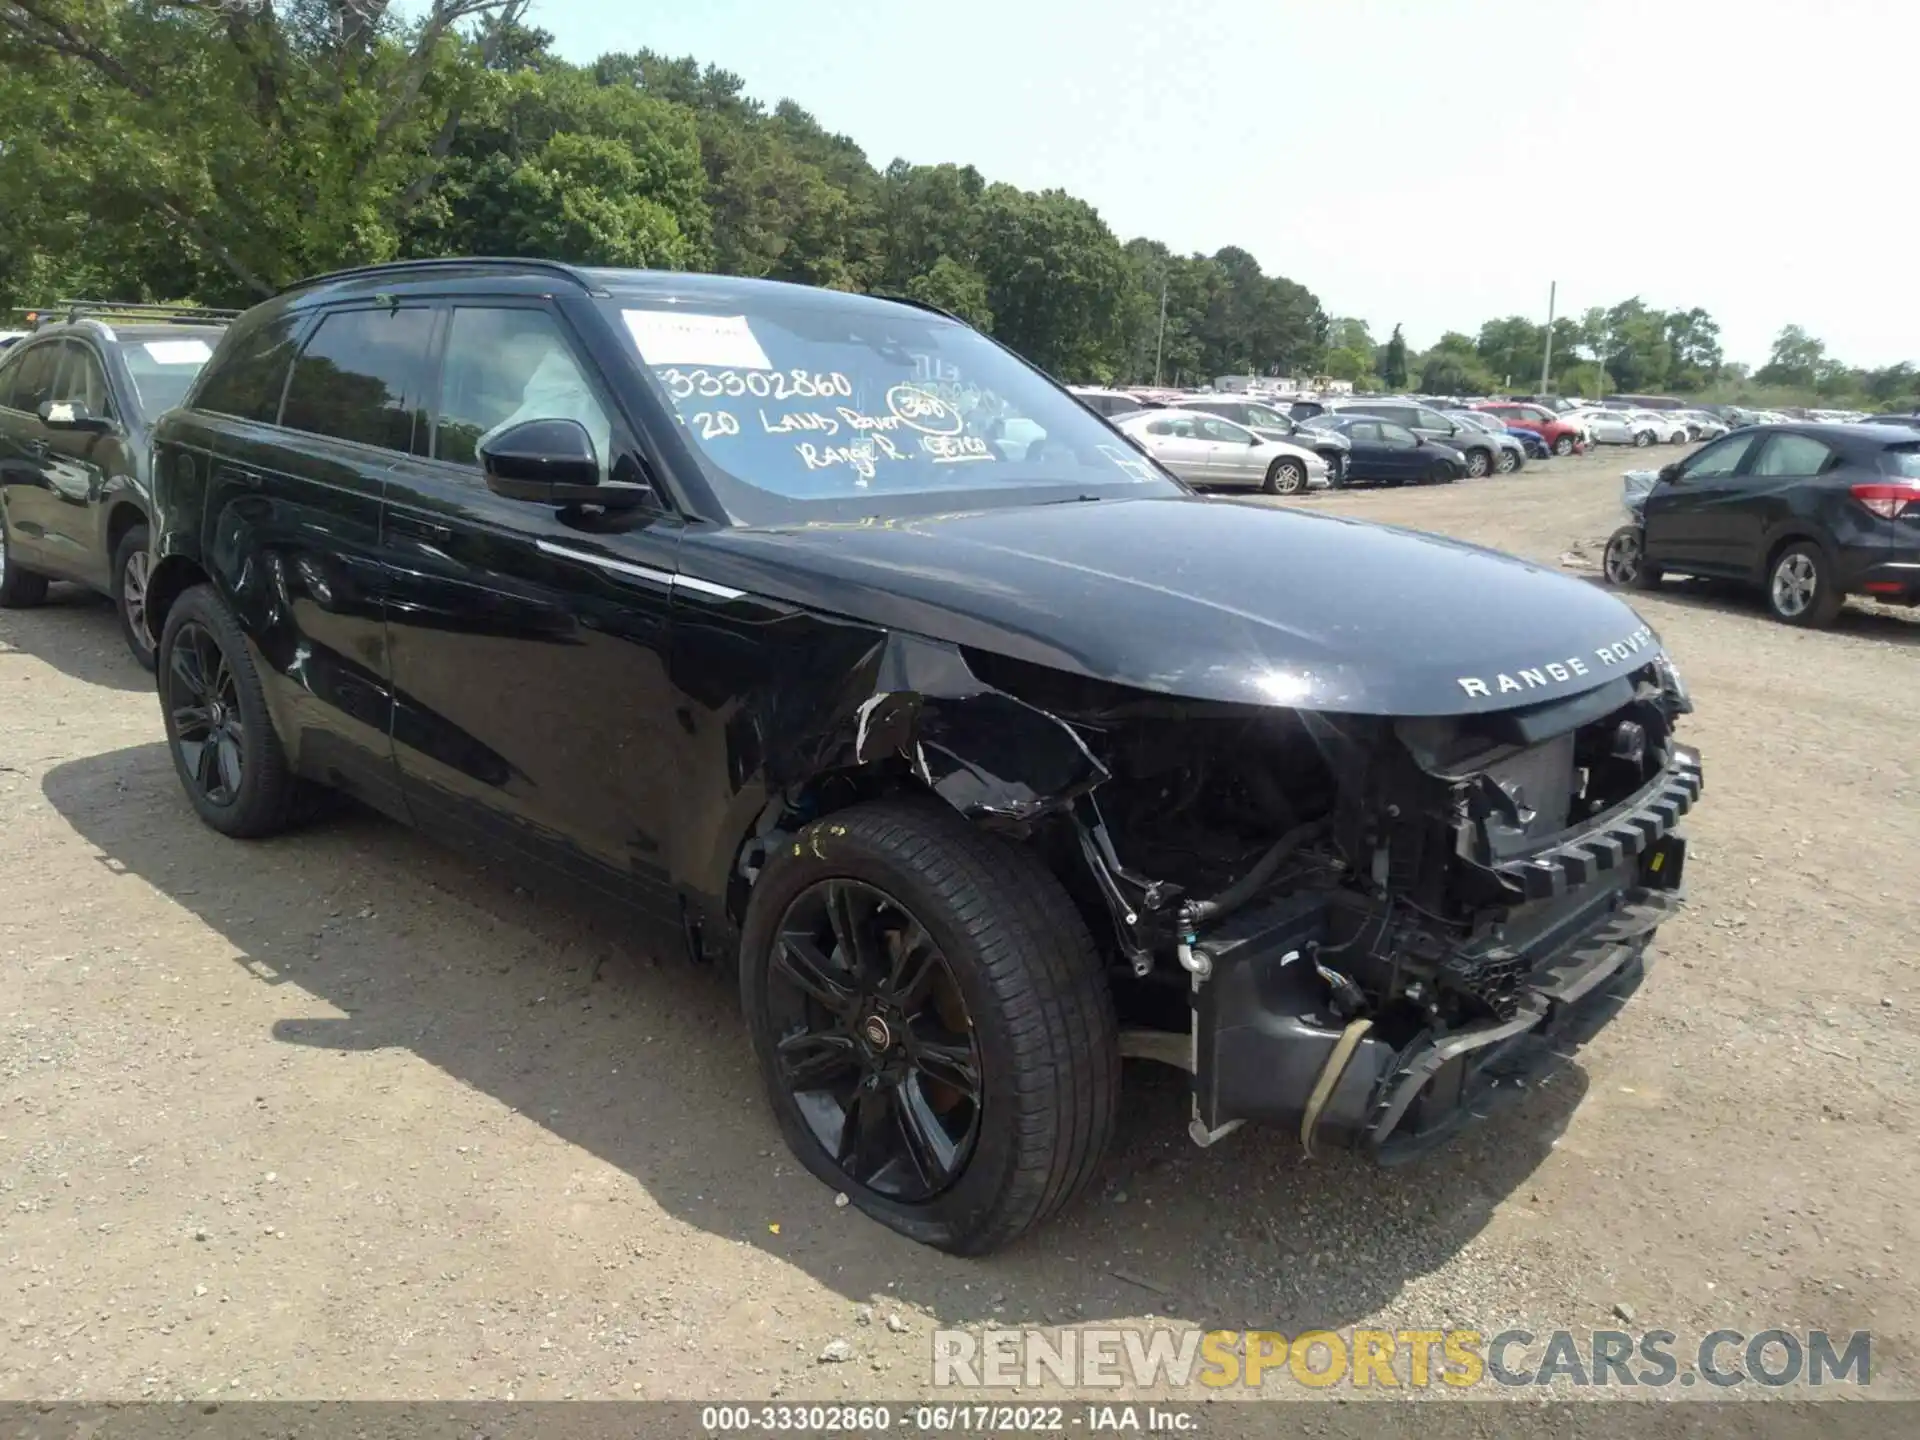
[1247,433,1262,445]
[1658,462,1683,483]
[38,399,111,433]
[480,419,650,511]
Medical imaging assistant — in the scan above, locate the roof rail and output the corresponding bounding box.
[33,299,243,328]
[277,257,602,296]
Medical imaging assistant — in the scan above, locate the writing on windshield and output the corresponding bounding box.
[615,303,1157,501]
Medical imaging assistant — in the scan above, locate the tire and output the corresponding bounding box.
[1430,460,1456,484]
[156,583,300,838]
[1463,447,1492,478]
[1603,526,1661,590]
[0,513,50,608]
[1320,452,1346,489]
[1765,541,1843,628]
[1495,448,1520,474]
[1264,458,1307,496]
[111,523,157,671]
[740,799,1120,1254]
[1633,430,1653,448]
[1551,434,1575,456]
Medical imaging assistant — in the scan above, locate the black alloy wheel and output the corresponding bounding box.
[741,800,1118,1253]
[766,878,982,1204]
[167,620,247,807]
[157,584,300,837]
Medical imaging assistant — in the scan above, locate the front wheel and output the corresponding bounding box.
[112,523,157,671]
[741,800,1119,1254]
[1264,458,1307,495]
[1633,430,1653,448]
[1603,526,1661,590]
[157,584,301,837]
[1552,434,1575,456]
[1766,542,1843,627]
[1430,460,1456,484]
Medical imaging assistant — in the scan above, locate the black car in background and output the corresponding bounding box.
[0,303,229,665]
[1862,413,1920,430]
[142,259,1700,1253]
[1169,395,1353,484]
[1603,423,1920,625]
[1328,399,1506,478]
[1300,412,1467,485]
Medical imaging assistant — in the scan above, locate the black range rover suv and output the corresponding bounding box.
[146,259,1704,1253]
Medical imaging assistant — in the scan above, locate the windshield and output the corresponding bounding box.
[1450,411,1496,433]
[121,332,217,418]
[1242,403,1293,430]
[604,295,1178,521]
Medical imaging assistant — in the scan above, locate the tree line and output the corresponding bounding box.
[2,2,1911,410]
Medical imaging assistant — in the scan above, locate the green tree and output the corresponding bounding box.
[905,256,993,330]
[1755,324,1827,389]
[973,185,1131,378]
[1475,316,1547,390]
[1381,324,1409,389]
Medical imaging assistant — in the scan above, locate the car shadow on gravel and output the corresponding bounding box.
[45,742,1589,1336]
[0,587,151,691]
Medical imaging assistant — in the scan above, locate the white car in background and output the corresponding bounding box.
[1628,409,1691,444]
[1671,409,1729,441]
[1115,408,1330,494]
[1583,409,1664,447]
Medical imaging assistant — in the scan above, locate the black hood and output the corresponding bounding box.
[684,495,1665,716]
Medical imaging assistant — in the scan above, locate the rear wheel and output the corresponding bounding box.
[1552,434,1575,456]
[1603,526,1661,590]
[0,516,50,608]
[112,523,157,671]
[741,800,1119,1254]
[1766,542,1843,627]
[1264,458,1307,495]
[1495,448,1520,474]
[1463,447,1491,478]
[158,584,300,837]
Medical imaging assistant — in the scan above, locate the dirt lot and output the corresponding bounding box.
[2,444,1916,1406]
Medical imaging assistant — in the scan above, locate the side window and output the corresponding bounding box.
[281,307,434,452]
[1196,416,1249,444]
[1381,423,1419,449]
[0,348,24,410]
[1348,421,1381,443]
[431,307,613,480]
[1165,416,1200,439]
[52,344,110,417]
[1415,408,1452,430]
[1144,419,1173,436]
[1681,433,1758,480]
[7,342,64,415]
[195,316,302,423]
[1751,434,1833,477]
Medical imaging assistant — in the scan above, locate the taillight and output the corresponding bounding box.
[1851,481,1920,519]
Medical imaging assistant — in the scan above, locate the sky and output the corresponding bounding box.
[531,0,1919,370]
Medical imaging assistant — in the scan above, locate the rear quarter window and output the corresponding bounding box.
[1883,445,1920,478]
[194,316,302,423]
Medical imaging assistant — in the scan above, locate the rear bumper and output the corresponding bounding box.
[1191,747,1701,1158]
[1841,554,1920,603]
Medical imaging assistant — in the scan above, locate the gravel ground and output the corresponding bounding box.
[1,444,1915,1408]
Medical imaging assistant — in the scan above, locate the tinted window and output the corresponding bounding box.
[195,316,302,423]
[0,349,21,409]
[1682,433,1758,479]
[1752,434,1833,477]
[121,332,218,418]
[432,307,613,481]
[1347,421,1382,442]
[1380,423,1419,448]
[1883,445,1920,478]
[52,343,109,416]
[281,307,432,451]
[1414,408,1453,430]
[6,342,63,414]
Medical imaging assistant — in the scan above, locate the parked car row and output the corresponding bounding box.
[0,260,1710,1255]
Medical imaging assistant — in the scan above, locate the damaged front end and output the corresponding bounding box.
[739,629,1701,1165]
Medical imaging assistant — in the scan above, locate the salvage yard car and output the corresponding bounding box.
[0,301,228,666]
[1115,407,1329,493]
[144,260,1705,1253]
[1603,422,1920,625]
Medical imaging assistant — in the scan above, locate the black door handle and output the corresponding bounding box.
[388,513,451,542]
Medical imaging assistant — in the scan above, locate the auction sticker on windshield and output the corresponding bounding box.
[622,310,772,370]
